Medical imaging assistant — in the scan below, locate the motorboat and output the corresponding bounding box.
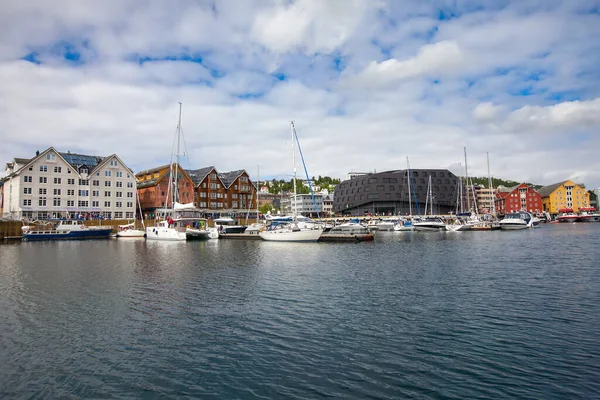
[259,221,323,242]
[556,208,579,223]
[499,211,538,230]
[578,207,600,222]
[330,218,369,234]
[376,218,397,231]
[22,219,113,241]
[445,218,474,232]
[214,217,247,234]
[116,221,145,238]
[413,217,447,231]
[147,207,213,241]
[393,218,414,232]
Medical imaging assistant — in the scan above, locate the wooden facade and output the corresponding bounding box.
[136,164,195,217]
[495,183,542,214]
[538,180,590,214]
[186,167,256,213]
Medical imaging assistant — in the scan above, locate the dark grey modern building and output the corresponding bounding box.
[333,169,460,216]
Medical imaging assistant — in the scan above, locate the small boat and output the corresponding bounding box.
[499,211,538,230]
[330,218,369,234]
[393,218,414,232]
[214,217,247,234]
[413,217,447,231]
[116,221,145,238]
[556,208,579,223]
[445,218,474,232]
[578,207,600,222]
[22,219,113,241]
[376,218,397,231]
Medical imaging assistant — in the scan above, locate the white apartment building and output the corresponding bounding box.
[476,187,496,213]
[283,193,324,216]
[2,147,137,220]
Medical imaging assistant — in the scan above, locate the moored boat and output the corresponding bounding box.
[499,211,538,230]
[22,219,113,241]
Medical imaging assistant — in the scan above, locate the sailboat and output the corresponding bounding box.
[259,121,323,242]
[146,103,212,241]
[244,166,266,235]
[413,175,446,231]
[116,185,146,237]
[394,157,415,232]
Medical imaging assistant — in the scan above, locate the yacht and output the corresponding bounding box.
[330,218,369,234]
[22,219,113,241]
[214,217,247,234]
[499,211,538,230]
[413,217,447,232]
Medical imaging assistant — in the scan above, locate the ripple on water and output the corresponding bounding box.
[1,224,600,398]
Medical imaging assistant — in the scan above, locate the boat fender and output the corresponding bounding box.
[81,225,85,229]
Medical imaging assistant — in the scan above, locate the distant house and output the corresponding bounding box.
[136,164,196,217]
[2,147,137,220]
[495,183,543,214]
[537,180,590,215]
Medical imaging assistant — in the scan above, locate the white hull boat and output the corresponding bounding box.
[146,222,187,241]
[499,211,537,230]
[116,222,145,238]
[259,227,323,242]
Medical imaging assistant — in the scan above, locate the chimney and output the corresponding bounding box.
[36,150,39,156]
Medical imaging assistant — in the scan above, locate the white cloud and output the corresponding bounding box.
[505,98,600,131]
[344,41,466,88]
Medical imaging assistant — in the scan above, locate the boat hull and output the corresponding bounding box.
[116,229,146,238]
[146,227,186,241]
[499,223,528,230]
[259,229,323,242]
[23,228,113,241]
[186,228,213,240]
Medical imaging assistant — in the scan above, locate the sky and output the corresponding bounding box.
[1,0,600,189]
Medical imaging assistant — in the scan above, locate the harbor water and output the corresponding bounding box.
[1,223,599,398]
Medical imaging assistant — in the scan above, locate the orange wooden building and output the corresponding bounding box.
[136,164,196,217]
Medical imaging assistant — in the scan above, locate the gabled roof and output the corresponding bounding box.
[537,181,567,198]
[14,158,31,164]
[185,166,223,187]
[4,147,79,179]
[137,164,194,189]
[218,169,246,189]
[136,164,170,177]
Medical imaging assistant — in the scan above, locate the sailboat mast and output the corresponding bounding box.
[464,146,470,211]
[487,152,495,215]
[291,121,297,217]
[256,165,260,221]
[406,157,412,216]
[429,175,433,216]
[173,102,182,206]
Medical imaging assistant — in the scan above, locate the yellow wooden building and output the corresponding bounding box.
[538,180,590,214]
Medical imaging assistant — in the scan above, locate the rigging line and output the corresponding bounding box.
[292,124,320,218]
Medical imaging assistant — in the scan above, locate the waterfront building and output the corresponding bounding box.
[333,169,460,216]
[186,166,256,214]
[538,180,590,215]
[136,164,196,218]
[494,183,543,214]
[282,193,324,217]
[591,189,599,210]
[322,194,333,217]
[475,186,496,214]
[2,147,136,220]
[0,180,4,217]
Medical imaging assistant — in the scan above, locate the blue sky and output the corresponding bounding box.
[1,0,600,188]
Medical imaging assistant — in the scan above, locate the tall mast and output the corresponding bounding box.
[464,146,470,211]
[487,152,495,215]
[429,175,433,216]
[173,102,182,206]
[406,157,412,216]
[291,121,297,217]
[256,165,260,221]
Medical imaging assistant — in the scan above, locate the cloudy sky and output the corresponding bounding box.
[1,0,599,188]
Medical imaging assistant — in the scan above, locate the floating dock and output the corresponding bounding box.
[319,233,374,242]
[217,233,263,240]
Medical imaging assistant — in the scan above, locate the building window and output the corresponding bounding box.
[126,202,133,208]
[116,181,123,188]
[127,182,133,188]
[110,160,118,167]
[67,189,75,196]
[46,153,55,161]
[127,192,133,198]
[78,201,89,207]
[104,201,111,207]
[39,188,47,195]
[105,181,111,187]
[39,197,47,206]
[53,188,61,195]
[23,187,32,194]
[105,171,111,177]
[92,180,100,186]
[54,177,62,184]
[116,201,122,208]
[79,179,89,186]
[116,192,122,198]
[105,191,111,197]
[68,178,75,185]
[210,173,216,179]
[54,166,61,173]
[67,200,74,207]
[39,177,47,184]
[92,201,99,207]
[116,171,123,177]
[23,199,32,206]
[79,190,89,196]
[53,198,61,207]
[23,176,33,182]
[39,165,47,172]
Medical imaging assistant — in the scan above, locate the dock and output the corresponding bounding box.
[218,233,263,240]
[319,233,374,242]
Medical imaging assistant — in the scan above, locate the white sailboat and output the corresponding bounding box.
[413,175,446,231]
[146,103,211,241]
[395,157,415,232]
[259,121,323,242]
[117,182,146,237]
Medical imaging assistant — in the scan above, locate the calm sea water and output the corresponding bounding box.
[1,224,600,399]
